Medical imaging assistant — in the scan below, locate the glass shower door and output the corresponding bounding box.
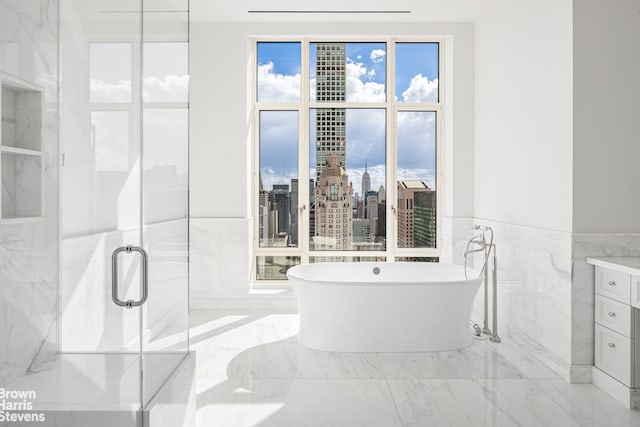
[140,0,190,408]
[60,0,189,416]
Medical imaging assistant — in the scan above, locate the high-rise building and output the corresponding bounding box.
[361,161,371,197]
[289,178,298,246]
[308,179,316,237]
[258,173,271,246]
[315,43,346,179]
[366,192,378,241]
[414,190,437,248]
[376,199,386,243]
[270,184,290,241]
[352,219,370,243]
[397,180,433,248]
[312,43,351,250]
[313,153,352,250]
[356,198,364,219]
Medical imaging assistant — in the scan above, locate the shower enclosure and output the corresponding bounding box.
[0,0,191,425]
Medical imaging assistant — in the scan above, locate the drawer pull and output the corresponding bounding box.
[608,342,616,348]
[608,312,616,317]
[608,281,616,286]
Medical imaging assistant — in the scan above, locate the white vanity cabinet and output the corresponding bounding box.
[587,257,640,408]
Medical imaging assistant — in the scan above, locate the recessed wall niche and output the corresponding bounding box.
[0,72,44,221]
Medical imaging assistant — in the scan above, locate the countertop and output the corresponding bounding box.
[586,257,640,276]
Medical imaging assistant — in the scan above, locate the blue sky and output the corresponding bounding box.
[257,42,439,193]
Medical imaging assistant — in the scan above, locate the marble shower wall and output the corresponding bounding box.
[0,0,59,384]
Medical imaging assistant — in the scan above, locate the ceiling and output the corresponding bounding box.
[191,0,483,22]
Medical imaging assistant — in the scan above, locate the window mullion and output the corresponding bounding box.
[300,37,310,265]
[387,40,396,262]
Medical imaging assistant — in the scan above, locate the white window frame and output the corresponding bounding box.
[252,37,444,283]
[87,37,189,170]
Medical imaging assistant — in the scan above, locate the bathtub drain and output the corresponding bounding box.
[372,267,381,275]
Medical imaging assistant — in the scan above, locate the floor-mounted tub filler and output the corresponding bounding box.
[287,262,483,352]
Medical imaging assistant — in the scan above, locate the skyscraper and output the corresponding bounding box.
[313,153,353,250]
[312,43,352,250]
[366,192,378,241]
[378,185,386,202]
[361,161,371,197]
[270,184,290,242]
[414,190,437,248]
[258,173,271,246]
[397,180,434,248]
[314,43,346,178]
[289,178,298,246]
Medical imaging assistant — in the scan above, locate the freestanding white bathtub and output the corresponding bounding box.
[287,262,483,352]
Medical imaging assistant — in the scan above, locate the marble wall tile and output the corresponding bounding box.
[0,221,57,384]
[190,218,252,307]
[0,0,58,385]
[467,219,573,374]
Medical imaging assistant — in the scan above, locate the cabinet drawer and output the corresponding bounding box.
[595,266,631,304]
[595,324,632,386]
[631,275,640,309]
[595,294,633,337]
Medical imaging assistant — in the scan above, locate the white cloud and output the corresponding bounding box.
[90,75,190,103]
[397,111,436,172]
[346,61,385,102]
[370,49,386,63]
[260,111,298,144]
[260,167,298,192]
[402,74,438,103]
[143,75,189,102]
[90,79,131,102]
[258,61,301,102]
[397,168,436,190]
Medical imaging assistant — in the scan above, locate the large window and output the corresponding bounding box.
[253,39,442,281]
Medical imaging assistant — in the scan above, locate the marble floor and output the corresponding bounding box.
[191,309,640,427]
[3,352,185,410]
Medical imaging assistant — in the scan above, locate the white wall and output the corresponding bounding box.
[572,0,640,234]
[474,0,574,233]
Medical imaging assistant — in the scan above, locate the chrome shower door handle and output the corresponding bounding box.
[112,245,149,308]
